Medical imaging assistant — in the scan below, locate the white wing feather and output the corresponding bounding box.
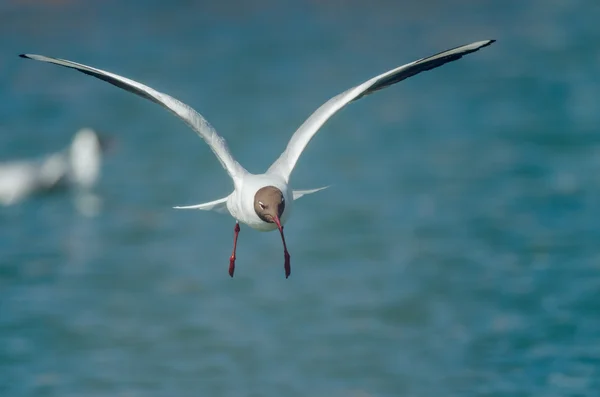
[267,40,495,181]
[19,54,248,187]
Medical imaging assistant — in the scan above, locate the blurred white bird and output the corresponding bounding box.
[20,39,494,277]
[0,128,104,209]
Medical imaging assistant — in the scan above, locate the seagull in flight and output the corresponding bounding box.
[20,39,494,278]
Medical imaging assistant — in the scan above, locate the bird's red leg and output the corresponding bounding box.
[280,226,291,278]
[273,217,291,278]
[229,222,240,277]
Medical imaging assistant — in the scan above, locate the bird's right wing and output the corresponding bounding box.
[267,40,495,182]
[19,54,248,187]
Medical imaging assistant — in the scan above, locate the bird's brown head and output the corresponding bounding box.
[254,186,285,227]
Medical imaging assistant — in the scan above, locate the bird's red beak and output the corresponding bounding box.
[273,215,283,232]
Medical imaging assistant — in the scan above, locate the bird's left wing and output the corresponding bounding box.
[19,54,248,187]
[267,40,495,182]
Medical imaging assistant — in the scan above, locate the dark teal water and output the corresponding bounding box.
[2,1,600,396]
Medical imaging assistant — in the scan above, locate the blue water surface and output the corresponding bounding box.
[1,1,600,396]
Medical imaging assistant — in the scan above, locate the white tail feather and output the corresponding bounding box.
[173,196,229,213]
[293,186,329,200]
[173,186,326,214]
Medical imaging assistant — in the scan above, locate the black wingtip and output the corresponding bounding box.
[19,54,29,59]
[470,40,495,53]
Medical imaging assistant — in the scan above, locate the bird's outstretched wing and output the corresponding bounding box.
[19,54,248,187]
[267,40,495,182]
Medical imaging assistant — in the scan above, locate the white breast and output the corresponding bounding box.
[227,173,293,232]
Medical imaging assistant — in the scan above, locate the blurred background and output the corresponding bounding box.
[1,0,599,396]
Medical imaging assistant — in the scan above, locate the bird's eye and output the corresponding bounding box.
[258,201,265,210]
